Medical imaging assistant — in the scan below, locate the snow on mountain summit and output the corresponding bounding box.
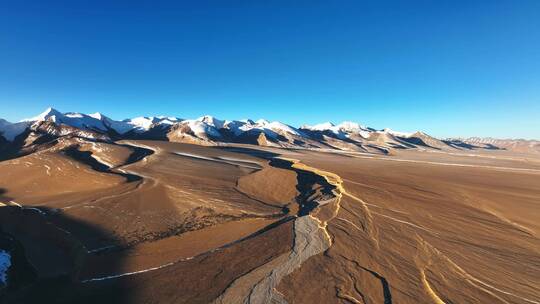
[20,109,375,142]
[19,108,186,135]
[0,119,29,141]
[336,121,366,132]
[128,117,160,130]
[303,122,335,131]
[262,121,302,136]
[382,128,413,138]
[4,108,458,152]
[103,116,179,134]
[89,112,107,121]
[14,108,420,145]
[197,115,225,129]
[301,121,371,139]
[22,107,64,122]
[21,107,110,132]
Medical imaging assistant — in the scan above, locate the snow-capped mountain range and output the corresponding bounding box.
[0,107,533,154]
[21,107,182,135]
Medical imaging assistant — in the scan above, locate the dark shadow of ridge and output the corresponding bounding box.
[62,144,154,182]
[1,145,296,304]
[0,196,133,303]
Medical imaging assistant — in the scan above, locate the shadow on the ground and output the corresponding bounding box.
[0,188,133,304]
[0,145,297,303]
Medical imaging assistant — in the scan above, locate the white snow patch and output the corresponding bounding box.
[81,261,176,283]
[304,122,335,131]
[0,250,11,285]
[174,152,215,161]
[302,121,372,139]
[383,128,413,138]
[265,121,301,136]
[129,117,158,130]
[175,152,261,170]
[197,115,225,129]
[24,207,46,215]
[119,116,181,133]
[87,245,118,254]
[178,120,222,138]
[227,119,300,138]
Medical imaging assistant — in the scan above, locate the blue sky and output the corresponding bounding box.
[1,1,539,139]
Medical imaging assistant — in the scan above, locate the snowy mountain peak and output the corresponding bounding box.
[156,116,181,122]
[197,115,225,129]
[89,112,108,121]
[303,122,335,131]
[382,128,413,138]
[23,107,63,122]
[255,119,270,126]
[41,107,60,116]
[263,121,301,136]
[179,119,222,138]
[336,121,365,131]
[239,119,255,124]
[2,108,468,152]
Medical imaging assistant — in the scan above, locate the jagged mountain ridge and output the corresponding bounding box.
[0,107,522,154]
[454,137,540,154]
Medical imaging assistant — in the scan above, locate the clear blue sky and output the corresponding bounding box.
[1,1,539,139]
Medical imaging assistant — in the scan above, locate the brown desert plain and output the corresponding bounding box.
[0,138,539,304]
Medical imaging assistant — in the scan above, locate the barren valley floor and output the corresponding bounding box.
[0,140,539,303]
